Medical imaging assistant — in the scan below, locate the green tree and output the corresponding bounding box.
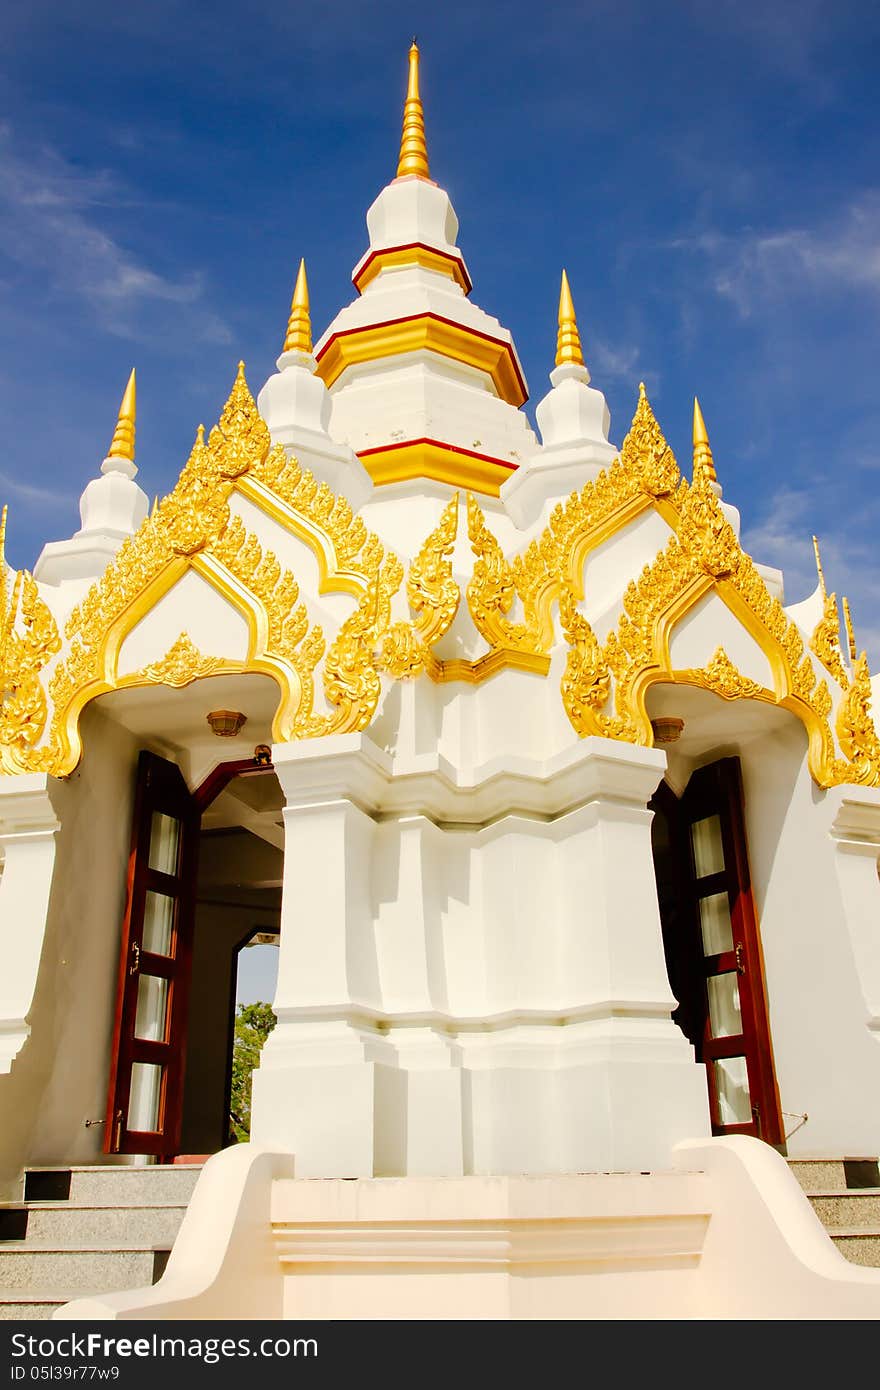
[229,1001,276,1142]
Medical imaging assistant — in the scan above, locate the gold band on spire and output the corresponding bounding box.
[282,258,312,355]
[108,369,136,462]
[396,42,430,180]
[556,270,585,368]
[812,535,827,598]
[692,396,717,486]
[842,596,858,663]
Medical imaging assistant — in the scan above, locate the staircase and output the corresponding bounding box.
[789,1157,880,1267]
[0,1165,201,1320]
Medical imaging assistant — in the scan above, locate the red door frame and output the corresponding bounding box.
[105,750,275,1158]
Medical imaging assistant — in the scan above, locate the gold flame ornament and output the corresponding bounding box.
[842,597,858,664]
[556,270,585,369]
[396,42,430,180]
[812,535,827,597]
[107,369,136,463]
[282,258,313,356]
[692,396,717,487]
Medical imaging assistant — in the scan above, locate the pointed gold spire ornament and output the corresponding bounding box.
[692,396,718,487]
[282,258,313,355]
[107,369,136,463]
[842,596,858,663]
[555,270,585,368]
[812,535,827,598]
[396,41,430,180]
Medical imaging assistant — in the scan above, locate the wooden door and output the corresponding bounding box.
[105,751,200,1156]
[651,758,783,1145]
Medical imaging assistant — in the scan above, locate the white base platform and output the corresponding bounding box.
[54,1137,880,1321]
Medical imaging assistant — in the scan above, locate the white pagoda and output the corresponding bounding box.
[1,47,879,1320]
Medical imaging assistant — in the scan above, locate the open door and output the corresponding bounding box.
[651,757,783,1146]
[105,751,200,1157]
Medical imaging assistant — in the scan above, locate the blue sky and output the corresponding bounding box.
[2,0,879,660]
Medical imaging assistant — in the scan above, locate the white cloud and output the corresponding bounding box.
[0,125,232,343]
[589,337,641,381]
[673,194,880,316]
[0,471,75,509]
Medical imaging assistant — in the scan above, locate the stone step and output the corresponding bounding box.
[0,1289,78,1322]
[23,1165,202,1207]
[787,1158,880,1194]
[828,1228,880,1268]
[0,1242,168,1294]
[808,1190,880,1229]
[0,1202,188,1245]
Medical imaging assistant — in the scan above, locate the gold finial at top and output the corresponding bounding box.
[282,258,312,355]
[396,41,430,180]
[842,596,858,663]
[556,269,585,368]
[692,396,717,486]
[812,535,827,598]
[108,369,136,462]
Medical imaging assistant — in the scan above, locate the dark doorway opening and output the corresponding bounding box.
[650,756,784,1147]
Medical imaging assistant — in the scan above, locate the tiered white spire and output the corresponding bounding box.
[502,272,615,528]
[257,259,373,509]
[35,372,149,585]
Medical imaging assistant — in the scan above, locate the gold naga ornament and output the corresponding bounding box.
[0,364,878,790]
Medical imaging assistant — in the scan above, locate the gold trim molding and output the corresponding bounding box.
[359,438,518,497]
[353,243,472,296]
[315,313,528,407]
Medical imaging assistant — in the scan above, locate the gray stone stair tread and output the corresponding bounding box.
[788,1156,877,1163]
[0,1288,82,1301]
[0,1240,170,1252]
[24,1164,203,1172]
[827,1225,880,1236]
[806,1187,880,1198]
[4,1203,187,1213]
[0,1201,187,1211]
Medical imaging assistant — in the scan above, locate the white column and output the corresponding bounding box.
[829,786,880,1039]
[0,775,61,1072]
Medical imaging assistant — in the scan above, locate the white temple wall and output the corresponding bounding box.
[734,722,880,1156]
[669,593,775,691]
[116,571,250,676]
[0,705,139,1195]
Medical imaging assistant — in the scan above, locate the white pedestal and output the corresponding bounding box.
[251,735,710,1176]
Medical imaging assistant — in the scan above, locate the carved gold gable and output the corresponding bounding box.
[0,368,877,790]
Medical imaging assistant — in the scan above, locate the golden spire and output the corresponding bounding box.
[812,535,827,598]
[842,596,858,663]
[107,369,136,462]
[692,396,717,486]
[282,258,313,355]
[556,270,585,368]
[396,41,430,180]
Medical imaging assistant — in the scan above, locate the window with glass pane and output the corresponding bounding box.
[148,812,180,876]
[690,814,724,878]
[127,1062,164,1132]
[698,891,734,956]
[713,1055,752,1125]
[142,891,175,956]
[707,973,742,1038]
[133,975,169,1043]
